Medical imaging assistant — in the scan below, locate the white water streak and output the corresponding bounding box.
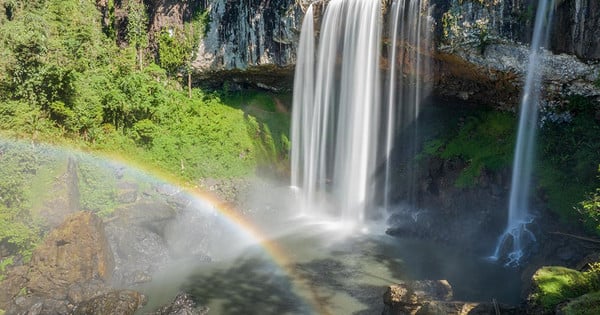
[492,0,555,266]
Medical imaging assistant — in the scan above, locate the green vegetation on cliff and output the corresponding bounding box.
[422,99,600,236]
[0,0,290,269]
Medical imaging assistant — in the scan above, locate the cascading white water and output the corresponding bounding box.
[291,0,432,227]
[290,0,382,226]
[290,4,314,193]
[492,0,556,266]
[383,0,432,210]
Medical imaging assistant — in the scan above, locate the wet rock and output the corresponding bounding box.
[0,266,27,309]
[382,280,453,314]
[73,290,145,315]
[149,292,209,315]
[382,280,521,315]
[26,212,114,300]
[8,296,70,315]
[66,280,109,305]
[34,157,80,231]
[116,182,139,204]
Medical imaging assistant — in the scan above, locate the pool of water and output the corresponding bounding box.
[136,217,522,315]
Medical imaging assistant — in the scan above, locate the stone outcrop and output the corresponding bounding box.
[383,280,520,315]
[34,157,80,231]
[26,212,114,300]
[73,290,145,315]
[433,43,600,108]
[149,292,209,315]
[0,212,148,315]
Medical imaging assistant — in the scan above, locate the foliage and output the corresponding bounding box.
[441,1,496,53]
[126,0,148,70]
[538,96,600,229]
[77,157,117,217]
[530,265,600,312]
[578,166,600,235]
[0,0,289,260]
[0,256,14,281]
[422,110,516,187]
[0,143,48,260]
[560,291,600,315]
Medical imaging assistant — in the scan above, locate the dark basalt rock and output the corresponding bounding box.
[149,292,209,315]
[73,290,145,315]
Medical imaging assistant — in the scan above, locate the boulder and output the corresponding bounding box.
[26,212,114,300]
[382,280,520,315]
[73,290,145,315]
[382,280,453,314]
[149,292,209,315]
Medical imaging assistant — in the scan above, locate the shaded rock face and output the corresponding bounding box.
[386,156,512,254]
[190,0,303,91]
[552,0,600,60]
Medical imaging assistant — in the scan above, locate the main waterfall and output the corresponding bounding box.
[291,0,431,227]
[492,0,556,266]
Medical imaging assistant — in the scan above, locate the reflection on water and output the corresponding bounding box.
[138,222,522,315]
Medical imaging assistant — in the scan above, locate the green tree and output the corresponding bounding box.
[126,0,148,70]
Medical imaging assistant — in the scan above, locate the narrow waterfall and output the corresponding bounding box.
[492,0,556,266]
[290,0,382,226]
[383,0,432,210]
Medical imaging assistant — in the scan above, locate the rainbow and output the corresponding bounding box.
[0,138,328,314]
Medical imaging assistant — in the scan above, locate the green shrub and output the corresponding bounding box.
[422,110,516,187]
[559,291,600,315]
[538,98,600,227]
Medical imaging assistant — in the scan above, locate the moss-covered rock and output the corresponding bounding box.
[529,266,600,313]
[558,291,600,315]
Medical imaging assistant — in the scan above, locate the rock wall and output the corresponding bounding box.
[193,0,302,71]
[118,0,599,93]
[190,0,303,90]
[431,0,600,61]
[553,0,600,60]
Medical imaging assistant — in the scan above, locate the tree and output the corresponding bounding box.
[126,0,148,70]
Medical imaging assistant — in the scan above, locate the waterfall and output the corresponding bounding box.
[492,0,555,266]
[290,0,382,226]
[291,0,432,227]
[384,0,432,210]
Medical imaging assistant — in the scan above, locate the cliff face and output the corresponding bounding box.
[553,0,600,60]
[190,0,303,90]
[193,0,302,71]
[431,0,600,60]
[135,0,599,95]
